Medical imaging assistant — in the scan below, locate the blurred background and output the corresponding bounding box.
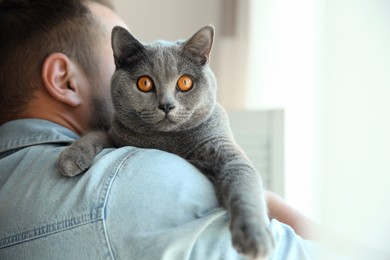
[112,0,390,258]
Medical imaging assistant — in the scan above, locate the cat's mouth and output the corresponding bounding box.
[153,115,181,131]
[158,115,177,124]
[137,110,190,132]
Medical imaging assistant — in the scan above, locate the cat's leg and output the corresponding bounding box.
[224,169,274,259]
[189,139,275,259]
[57,131,113,177]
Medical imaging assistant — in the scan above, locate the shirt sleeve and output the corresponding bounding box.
[102,148,323,260]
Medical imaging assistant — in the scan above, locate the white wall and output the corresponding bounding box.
[248,0,390,257]
[112,0,219,42]
[247,0,323,220]
[322,0,390,257]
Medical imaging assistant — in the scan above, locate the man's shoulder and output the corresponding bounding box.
[93,146,217,208]
[0,144,217,255]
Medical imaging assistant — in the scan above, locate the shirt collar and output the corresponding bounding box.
[0,119,79,154]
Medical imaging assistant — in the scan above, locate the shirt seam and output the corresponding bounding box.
[99,149,142,260]
[0,138,74,153]
[0,207,102,249]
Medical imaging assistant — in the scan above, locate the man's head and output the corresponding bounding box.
[0,0,127,133]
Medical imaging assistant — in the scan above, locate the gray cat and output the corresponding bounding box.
[58,25,274,259]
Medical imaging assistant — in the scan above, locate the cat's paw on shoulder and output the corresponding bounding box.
[231,216,275,259]
[57,146,92,177]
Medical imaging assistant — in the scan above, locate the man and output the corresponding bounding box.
[0,0,321,259]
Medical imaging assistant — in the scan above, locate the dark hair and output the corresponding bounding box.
[0,0,114,123]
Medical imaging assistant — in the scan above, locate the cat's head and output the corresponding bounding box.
[110,25,217,133]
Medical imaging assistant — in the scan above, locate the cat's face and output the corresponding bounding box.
[110,26,217,133]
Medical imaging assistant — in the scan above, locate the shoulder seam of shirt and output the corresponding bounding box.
[99,148,142,260]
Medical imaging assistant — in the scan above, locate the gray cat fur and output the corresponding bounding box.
[58,25,274,259]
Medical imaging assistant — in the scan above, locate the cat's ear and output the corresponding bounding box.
[182,25,214,65]
[111,26,145,68]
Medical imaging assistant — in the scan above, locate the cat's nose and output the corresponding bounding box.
[158,103,175,114]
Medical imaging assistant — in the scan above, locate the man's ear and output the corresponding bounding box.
[41,53,81,107]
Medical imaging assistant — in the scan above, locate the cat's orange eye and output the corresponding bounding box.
[177,75,193,92]
[137,76,154,92]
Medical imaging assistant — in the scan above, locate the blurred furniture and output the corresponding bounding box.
[228,109,284,196]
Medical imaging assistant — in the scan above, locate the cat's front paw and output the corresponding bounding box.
[57,145,94,177]
[230,215,274,259]
[57,131,112,177]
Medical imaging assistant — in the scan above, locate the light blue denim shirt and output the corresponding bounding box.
[0,119,320,259]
